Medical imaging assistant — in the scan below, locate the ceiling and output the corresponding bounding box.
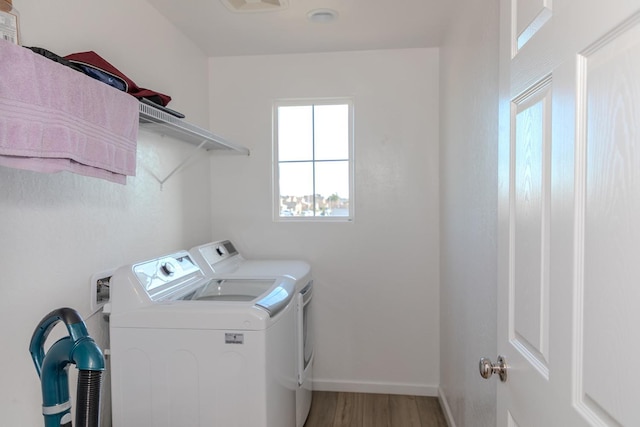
[145,0,451,57]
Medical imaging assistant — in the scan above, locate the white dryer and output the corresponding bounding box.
[106,251,297,427]
[190,240,314,427]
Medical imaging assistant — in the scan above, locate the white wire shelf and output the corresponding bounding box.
[138,102,250,155]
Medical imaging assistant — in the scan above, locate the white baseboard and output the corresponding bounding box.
[438,386,456,427]
[312,379,439,397]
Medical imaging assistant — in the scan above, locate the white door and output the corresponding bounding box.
[496,0,640,425]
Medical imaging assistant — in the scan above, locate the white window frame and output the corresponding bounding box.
[273,98,355,222]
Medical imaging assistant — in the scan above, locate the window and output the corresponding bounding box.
[274,99,353,221]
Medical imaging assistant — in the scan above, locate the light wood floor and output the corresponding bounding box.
[304,392,448,427]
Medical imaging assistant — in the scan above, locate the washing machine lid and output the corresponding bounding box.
[182,277,295,317]
[130,252,295,317]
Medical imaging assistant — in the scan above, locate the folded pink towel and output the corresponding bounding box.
[0,39,138,184]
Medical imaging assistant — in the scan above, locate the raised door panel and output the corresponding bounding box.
[514,0,553,51]
[511,79,552,378]
[575,16,640,426]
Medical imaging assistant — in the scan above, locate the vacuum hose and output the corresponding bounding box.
[29,308,105,427]
[76,370,103,427]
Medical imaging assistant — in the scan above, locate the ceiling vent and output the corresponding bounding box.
[220,0,289,13]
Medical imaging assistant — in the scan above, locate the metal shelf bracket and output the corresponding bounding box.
[138,102,250,188]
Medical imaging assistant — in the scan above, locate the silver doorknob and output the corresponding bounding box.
[479,355,508,382]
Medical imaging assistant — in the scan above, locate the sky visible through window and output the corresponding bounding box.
[277,103,351,217]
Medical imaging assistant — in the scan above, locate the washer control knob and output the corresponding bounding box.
[160,262,175,276]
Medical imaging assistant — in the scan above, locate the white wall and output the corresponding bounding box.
[2,1,212,425]
[439,0,499,425]
[208,49,440,395]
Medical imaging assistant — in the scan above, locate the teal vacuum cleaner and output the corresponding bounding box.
[29,307,105,427]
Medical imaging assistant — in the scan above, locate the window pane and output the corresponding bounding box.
[275,99,353,221]
[278,106,313,161]
[314,104,349,161]
[315,161,349,217]
[279,162,314,217]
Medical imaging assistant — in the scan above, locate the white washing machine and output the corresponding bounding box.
[105,251,297,427]
[189,240,314,427]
